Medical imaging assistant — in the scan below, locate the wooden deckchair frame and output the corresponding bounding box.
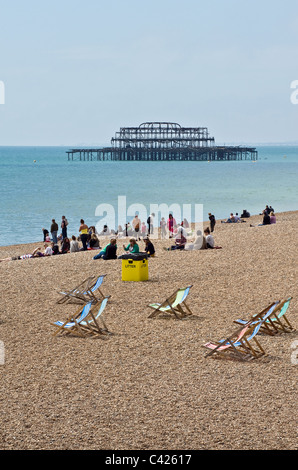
[57,275,107,305]
[234,298,294,335]
[51,296,111,338]
[148,285,193,319]
[57,276,96,304]
[203,320,267,361]
[80,296,112,336]
[51,302,94,337]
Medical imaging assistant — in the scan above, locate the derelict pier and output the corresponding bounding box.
[67,122,258,162]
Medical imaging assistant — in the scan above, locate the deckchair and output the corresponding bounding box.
[57,274,107,304]
[80,296,111,336]
[234,298,294,335]
[51,301,93,337]
[57,275,96,304]
[148,285,193,319]
[270,297,294,332]
[233,301,281,336]
[202,309,274,361]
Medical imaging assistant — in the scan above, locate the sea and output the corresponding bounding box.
[0,145,297,246]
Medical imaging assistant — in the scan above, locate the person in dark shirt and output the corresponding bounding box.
[42,228,49,241]
[208,213,216,232]
[241,209,250,218]
[102,239,117,259]
[251,211,271,226]
[144,237,155,257]
[50,219,59,244]
[262,211,271,225]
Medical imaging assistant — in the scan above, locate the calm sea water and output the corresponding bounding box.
[0,145,297,246]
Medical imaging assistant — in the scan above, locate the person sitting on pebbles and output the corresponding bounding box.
[123,237,140,254]
[143,237,155,257]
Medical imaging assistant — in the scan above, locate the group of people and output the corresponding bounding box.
[163,226,221,251]
[42,216,69,245]
[160,215,191,239]
[93,236,155,261]
[221,212,247,224]
[250,205,276,227]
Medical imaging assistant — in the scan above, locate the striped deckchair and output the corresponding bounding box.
[202,307,277,361]
[148,285,193,319]
[233,301,280,336]
[234,298,294,335]
[51,302,93,337]
[57,276,96,304]
[80,296,111,336]
[57,274,107,304]
[271,297,294,332]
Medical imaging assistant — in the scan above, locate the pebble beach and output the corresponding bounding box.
[0,210,297,450]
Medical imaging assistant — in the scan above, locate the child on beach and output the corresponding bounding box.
[141,222,147,238]
[160,217,167,239]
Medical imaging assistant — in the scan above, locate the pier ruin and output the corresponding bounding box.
[66,122,258,162]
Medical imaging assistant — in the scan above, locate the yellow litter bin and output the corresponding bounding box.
[121,254,149,281]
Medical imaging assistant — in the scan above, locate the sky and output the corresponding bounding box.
[1,0,298,146]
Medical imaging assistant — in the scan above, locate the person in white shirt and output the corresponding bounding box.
[44,243,53,256]
[70,235,80,253]
[204,228,214,249]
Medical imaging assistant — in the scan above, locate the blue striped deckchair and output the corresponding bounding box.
[234,298,294,335]
[148,285,193,319]
[203,307,276,361]
[233,301,280,335]
[51,302,93,337]
[58,275,107,304]
[57,276,96,304]
[80,296,111,336]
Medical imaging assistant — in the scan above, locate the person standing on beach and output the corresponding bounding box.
[208,213,216,232]
[42,228,49,242]
[50,219,58,244]
[79,219,89,251]
[132,214,141,240]
[160,217,167,239]
[61,216,68,239]
[147,213,155,235]
[167,213,176,238]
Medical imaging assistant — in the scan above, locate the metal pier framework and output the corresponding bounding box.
[67,122,258,162]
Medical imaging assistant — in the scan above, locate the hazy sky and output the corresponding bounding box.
[1,0,298,145]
